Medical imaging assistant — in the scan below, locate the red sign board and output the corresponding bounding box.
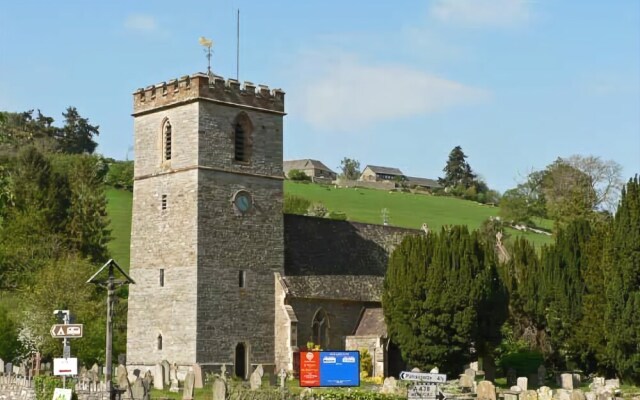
[299,351,320,387]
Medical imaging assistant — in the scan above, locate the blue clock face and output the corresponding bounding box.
[234,191,252,213]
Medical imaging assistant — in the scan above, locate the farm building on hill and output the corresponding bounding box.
[283,159,337,180]
[359,165,405,182]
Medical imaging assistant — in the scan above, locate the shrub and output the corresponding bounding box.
[327,211,347,220]
[34,376,62,400]
[360,348,373,376]
[288,169,311,182]
[307,202,328,217]
[284,194,311,215]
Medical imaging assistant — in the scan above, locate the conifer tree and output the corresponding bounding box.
[605,176,640,382]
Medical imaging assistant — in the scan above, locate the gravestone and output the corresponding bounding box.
[162,360,170,386]
[573,374,581,387]
[220,364,227,381]
[143,370,153,400]
[0,359,4,376]
[182,370,195,400]
[169,364,179,393]
[537,386,552,400]
[504,392,519,400]
[556,389,572,400]
[250,364,263,390]
[511,386,523,393]
[571,389,586,400]
[561,374,574,390]
[460,374,474,390]
[192,364,203,389]
[12,365,19,375]
[508,368,517,386]
[212,377,226,400]
[518,377,528,392]
[412,367,422,372]
[538,365,546,387]
[585,392,596,400]
[117,364,130,399]
[6,362,12,375]
[604,379,619,390]
[279,369,287,388]
[477,381,496,400]
[484,356,496,382]
[592,377,605,387]
[381,377,398,395]
[154,364,164,390]
[131,377,145,400]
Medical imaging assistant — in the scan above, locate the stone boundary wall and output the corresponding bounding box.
[335,179,395,191]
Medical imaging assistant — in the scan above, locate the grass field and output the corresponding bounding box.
[106,188,133,271]
[104,183,553,266]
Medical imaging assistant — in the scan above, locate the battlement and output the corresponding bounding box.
[133,73,285,115]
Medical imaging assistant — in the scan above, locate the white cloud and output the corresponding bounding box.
[290,54,488,131]
[429,0,531,28]
[124,14,158,33]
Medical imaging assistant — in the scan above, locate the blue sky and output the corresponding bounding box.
[1,0,638,192]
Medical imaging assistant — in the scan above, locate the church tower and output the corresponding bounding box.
[126,73,285,376]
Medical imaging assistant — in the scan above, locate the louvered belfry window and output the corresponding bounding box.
[163,120,172,161]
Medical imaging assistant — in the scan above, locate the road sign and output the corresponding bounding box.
[400,371,447,383]
[50,324,83,338]
[408,382,437,399]
[53,358,78,376]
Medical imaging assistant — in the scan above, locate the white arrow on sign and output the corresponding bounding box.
[399,371,447,383]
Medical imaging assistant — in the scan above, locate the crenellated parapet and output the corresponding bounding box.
[133,73,285,115]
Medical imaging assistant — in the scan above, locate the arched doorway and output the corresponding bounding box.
[235,343,247,379]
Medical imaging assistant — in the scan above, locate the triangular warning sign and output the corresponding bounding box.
[56,327,65,336]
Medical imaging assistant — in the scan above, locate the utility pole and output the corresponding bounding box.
[87,259,134,400]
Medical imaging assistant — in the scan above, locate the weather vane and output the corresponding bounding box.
[199,36,214,77]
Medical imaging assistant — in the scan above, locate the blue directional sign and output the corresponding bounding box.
[318,351,360,387]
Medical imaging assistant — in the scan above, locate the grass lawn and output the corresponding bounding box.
[285,181,553,246]
[106,187,133,271]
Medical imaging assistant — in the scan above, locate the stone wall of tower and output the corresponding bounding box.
[127,103,201,366]
[195,101,284,368]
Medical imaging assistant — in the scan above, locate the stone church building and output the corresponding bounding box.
[126,72,416,379]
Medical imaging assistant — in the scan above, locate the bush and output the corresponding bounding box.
[34,376,62,400]
[288,169,311,182]
[307,202,328,217]
[498,350,544,377]
[327,211,348,221]
[105,160,134,190]
[360,348,373,376]
[284,194,311,215]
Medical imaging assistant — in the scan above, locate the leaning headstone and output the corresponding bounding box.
[154,364,164,390]
[212,377,226,400]
[538,386,552,400]
[192,364,203,389]
[182,370,195,400]
[538,365,547,387]
[131,377,145,400]
[518,377,529,392]
[162,360,170,386]
[561,374,574,390]
[477,381,497,400]
[508,368,517,386]
[381,377,398,394]
[249,365,263,390]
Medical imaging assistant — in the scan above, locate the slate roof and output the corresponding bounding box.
[353,308,387,337]
[283,159,335,173]
[363,165,404,176]
[281,275,384,302]
[406,176,442,188]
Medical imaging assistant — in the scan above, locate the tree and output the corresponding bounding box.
[288,169,311,182]
[542,159,597,226]
[338,157,361,180]
[605,176,640,383]
[438,146,476,189]
[57,107,99,154]
[0,303,19,361]
[564,155,623,211]
[500,188,534,225]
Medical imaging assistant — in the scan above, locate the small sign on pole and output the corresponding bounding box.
[408,382,437,399]
[399,371,447,383]
[50,324,83,338]
[53,358,78,376]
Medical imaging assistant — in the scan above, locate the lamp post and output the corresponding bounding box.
[87,259,134,400]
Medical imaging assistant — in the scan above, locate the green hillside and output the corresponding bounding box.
[106,188,132,270]
[104,183,553,266]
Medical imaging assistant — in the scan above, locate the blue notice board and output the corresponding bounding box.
[318,351,360,387]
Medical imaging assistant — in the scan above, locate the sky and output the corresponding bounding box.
[1,0,639,192]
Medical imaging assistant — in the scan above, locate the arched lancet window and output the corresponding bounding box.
[234,113,252,162]
[162,119,172,161]
[311,308,330,349]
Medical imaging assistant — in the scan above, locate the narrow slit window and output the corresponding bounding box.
[163,121,172,161]
[239,270,246,288]
[161,194,167,210]
[233,113,252,162]
[157,334,162,350]
[234,123,245,161]
[159,269,164,287]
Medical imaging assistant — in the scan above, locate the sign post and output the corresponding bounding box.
[51,310,81,388]
[400,371,447,400]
